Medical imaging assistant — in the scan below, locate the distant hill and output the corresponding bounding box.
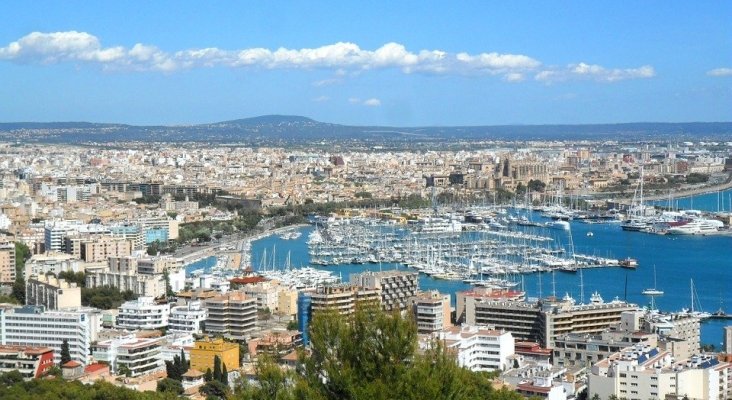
[1,116,731,144]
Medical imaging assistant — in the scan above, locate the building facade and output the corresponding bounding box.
[0,345,55,379]
[25,275,82,310]
[116,297,170,330]
[168,301,207,334]
[189,337,240,373]
[350,270,419,312]
[0,240,16,284]
[203,292,257,340]
[410,290,452,333]
[92,335,164,377]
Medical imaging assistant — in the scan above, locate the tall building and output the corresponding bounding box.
[85,255,168,298]
[310,283,380,316]
[725,326,732,355]
[25,275,82,310]
[190,337,240,373]
[203,292,257,340]
[350,270,418,312]
[0,305,92,364]
[78,236,132,262]
[297,292,312,346]
[92,335,164,377]
[410,290,452,333]
[116,297,170,330]
[0,240,15,284]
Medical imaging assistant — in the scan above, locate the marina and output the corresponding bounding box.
[244,207,732,348]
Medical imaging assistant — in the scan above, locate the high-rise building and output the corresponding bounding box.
[0,240,15,284]
[410,290,452,333]
[350,270,418,312]
[297,292,312,346]
[203,292,257,340]
[0,305,92,364]
[310,284,380,316]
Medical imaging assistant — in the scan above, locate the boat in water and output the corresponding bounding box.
[641,265,663,296]
[619,257,638,269]
[546,220,570,231]
[666,218,723,235]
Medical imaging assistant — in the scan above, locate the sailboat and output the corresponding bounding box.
[684,279,711,319]
[641,265,664,296]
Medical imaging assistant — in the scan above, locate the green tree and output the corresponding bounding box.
[221,363,228,386]
[11,277,25,304]
[286,319,298,331]
[205,367,213,382]
[60,339,71,365]
[156,378,184,395]
[201,380,229,399]
[213,355,222,382]
[117,363,131,377]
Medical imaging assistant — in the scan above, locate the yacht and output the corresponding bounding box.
[666,218,723,235]
[546,220,570,231]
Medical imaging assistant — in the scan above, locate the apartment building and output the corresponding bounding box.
[85,255,168,298]
[0,240,15,284]
[410,290,452,333]
[116,297,170,330]
[168,301,207,334]
[461,294,637,348]
[203,291,257,340]
[553,330,658,368]
[310,283,380,316]
[25,274,81,310]
[92,335,164,377]
[589,345,731,400]
[23,252,81,280]
[0,345,55,379]
[0,305,92,364]
[241,281,280,311]
[350,270,418,312]
[78,236,132,262]
[427,325,515,372]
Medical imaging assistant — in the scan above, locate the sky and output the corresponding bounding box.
[1,1,731,126]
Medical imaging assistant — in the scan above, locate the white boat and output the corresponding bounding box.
[642,265,663,296]
[666,218,723,235]
[547,220,570,231]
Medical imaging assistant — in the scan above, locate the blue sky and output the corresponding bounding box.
[1,1,731,126]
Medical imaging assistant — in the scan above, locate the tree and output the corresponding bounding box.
[60,339,71,365]
[201,380,229,399]
[221,363,228,386]
[527,179,546,192]
[213,355,222,382]
[156,378,183,395]
[11,277,25,304]
[205,367,213,382]
[286,319,298,331]
[117,363,131,377]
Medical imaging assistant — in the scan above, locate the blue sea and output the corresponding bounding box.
[649,187,732,212]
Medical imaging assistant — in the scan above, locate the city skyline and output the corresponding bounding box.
[1,2,731,126]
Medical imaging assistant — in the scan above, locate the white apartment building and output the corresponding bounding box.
[431,325,514,372]
[24,252,81,280]
[116,297,170,330]
[168,301,207,334]
[85,255,168,298]
[589,344,731,400]
[0,305,92,364]
[92,334,164,377]
[25,274,81,310]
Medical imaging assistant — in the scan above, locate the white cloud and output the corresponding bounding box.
[311,95,330,102]
[0,31,657,84]
[707,68,732,77]
[363,98,381,107]
[348,97,381,106]
[535,63,655,83]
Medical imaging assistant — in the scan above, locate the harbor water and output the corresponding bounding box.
[247,213,731,349]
